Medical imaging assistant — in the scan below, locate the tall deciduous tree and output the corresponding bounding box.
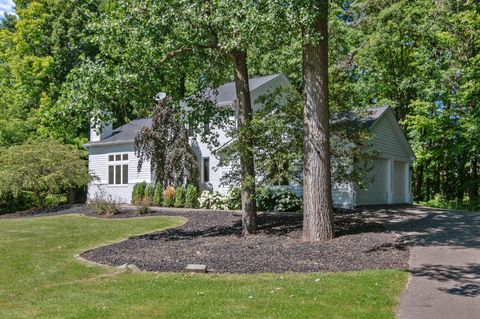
[300,1,334,241]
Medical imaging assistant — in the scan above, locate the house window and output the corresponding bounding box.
[108,153,129,185]
[187,119,194,137]
[203,121,210,135]
[202,157,210,183]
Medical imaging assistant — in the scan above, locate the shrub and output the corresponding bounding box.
[163,186,176,207]
[132,182,147,205]
[174,186,186,208]
[0,139,91,207]
[270,188,302,212]
[88,192,120,215]
[153,184,163,206]
[137,205,150,214]
[185,184,198,208]
[419,194,479,211]
[0,192,37,215]
[256,187,302,212]
[144,185,155,206]
[44,194,68,207]
[256,187,275,211]
[226,187,242,210]
[199,190,228,210]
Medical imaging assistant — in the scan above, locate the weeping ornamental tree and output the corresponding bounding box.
[134,97,199,189]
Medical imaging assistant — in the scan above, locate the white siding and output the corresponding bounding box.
[356,158,389,205]
[289,184,356,209]
[332,183,355,208]
[371,112,411,159]
[191,119,233,195]
[392,160,407,203]
[88,143,151,203]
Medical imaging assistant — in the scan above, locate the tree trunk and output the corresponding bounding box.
[301,1,334,242]
[232,50,257,235]
[426,176,431,201]
[415,163,424,202]
[470,157,478,207]
[434,165,441,195]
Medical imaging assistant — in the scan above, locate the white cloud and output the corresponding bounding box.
[0,0,15,18]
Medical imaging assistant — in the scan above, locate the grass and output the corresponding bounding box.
[0,214,408,319]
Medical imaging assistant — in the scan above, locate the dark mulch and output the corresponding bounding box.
[80,208,409,273]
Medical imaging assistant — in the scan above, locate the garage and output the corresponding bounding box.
[356,158,388,205]
[392,160,408,204]
[331,106,415,208]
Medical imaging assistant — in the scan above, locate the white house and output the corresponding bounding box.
[84,73,415,207]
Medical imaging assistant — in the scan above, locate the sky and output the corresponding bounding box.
[0,0,15,18]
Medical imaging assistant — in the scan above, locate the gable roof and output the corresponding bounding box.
[331,106,389,128]
[199,73,282,105]
[85,74,283,147]
[84,118,151,147]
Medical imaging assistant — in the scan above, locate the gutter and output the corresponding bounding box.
[83,139,135,148]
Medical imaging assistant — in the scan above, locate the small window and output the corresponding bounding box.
[203,121,210,135]
[115,154,121,161]
[108,166,114,184]
[202,157,210,182]
[108,155,114,161]
[122,165,128,184]
[122,154,128,161]
[115,165,121,184]
[188,120,194,136]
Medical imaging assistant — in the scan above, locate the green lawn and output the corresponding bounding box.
[0,214,408,319]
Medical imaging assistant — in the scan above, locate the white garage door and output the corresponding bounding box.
[392,160,407,204]
[356,158,388,205]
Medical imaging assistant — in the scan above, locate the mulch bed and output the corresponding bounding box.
[80,208,409,273]
[2,205,409,273]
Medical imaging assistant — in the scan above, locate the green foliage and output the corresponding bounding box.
[162,186,176,207]
[44,194,68,207]
[144,185,155,206]
[185,184,198,208]
[0,139,90,207]
[198,190,227,210]
[219,88,377,187]
[0,0,101,147]
[256,187,275,212]
[154,184,163,207]
[0,192,37,215]
[174,186,186,208]
[256,187,302,212]
[137,206,150,214]
[131,182,146,205]
[419,194,480,212]
[226,187,242,210]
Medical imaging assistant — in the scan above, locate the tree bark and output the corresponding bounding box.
[470,157,478,206]
[415,163,424,202]
[232,50,257,235]
[301,1,334,242]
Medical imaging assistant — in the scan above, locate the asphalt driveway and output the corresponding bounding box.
[360,205,480,319]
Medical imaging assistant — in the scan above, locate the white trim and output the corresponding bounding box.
[386,157,393,204]
[107,152,129,185]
